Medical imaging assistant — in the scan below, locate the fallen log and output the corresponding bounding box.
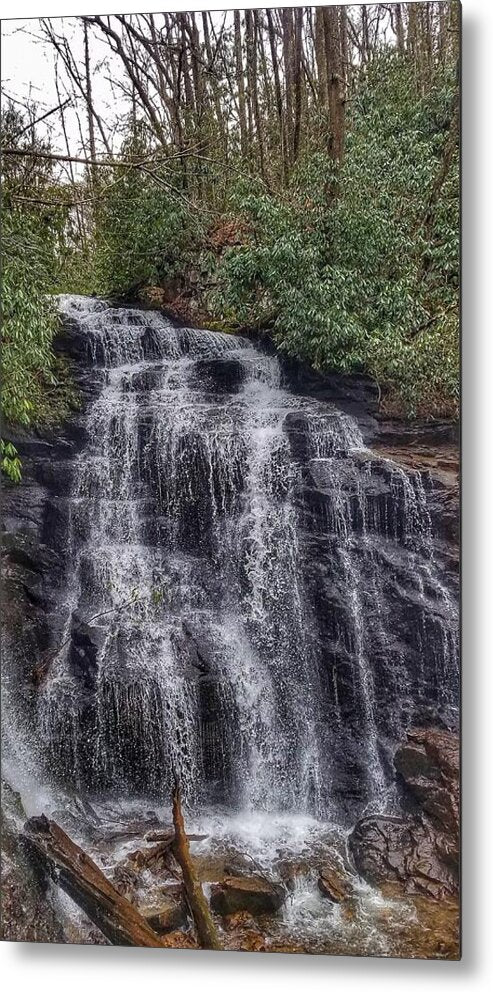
[145,829,208,844]
[144,829,175,845]
[126,839,174,872]
[171,783,222,950]
[23,815,171,947]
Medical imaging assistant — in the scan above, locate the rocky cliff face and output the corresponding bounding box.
[2,297,459,828]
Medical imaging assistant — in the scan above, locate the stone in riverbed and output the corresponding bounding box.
[210,875,286,916]
[349,814,457,900]
[223,910,257,931]
[221,910,268,952]
[160,930,198,949]
[318,859,352,902]
[141,892,188,934]
[349,726,459,901]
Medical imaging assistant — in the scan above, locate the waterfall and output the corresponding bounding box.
[38,295,459,824]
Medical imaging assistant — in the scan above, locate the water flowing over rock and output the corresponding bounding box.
[2,295,459,830]
[210,876,286,916]
[318,859,353,902]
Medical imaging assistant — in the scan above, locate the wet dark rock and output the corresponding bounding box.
[394,727,459,850]
[279,359,379,441]
[210,875,286,916]
[1,795,66,943]
[68,617,107,689]
[318,858,353,902]
[349,727,459,900]
[170,622,213,677]
[141,892,188,933]
[191,357,246,393]
[349,814,456,900]
[372,420,459,546]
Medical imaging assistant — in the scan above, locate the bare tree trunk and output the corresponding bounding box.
[52,55,86,246]
[361,4,371,63]
[394,3,406,56]
[23,816,170,947]
[179,13,196,123]
[257,13,272,118]
[339,5,350,89]
[171,782,222,951]
[234,10,248,159]
[323,5,345,163]
[83,19,97,180]
[202,10,227,160]
[314,6,328,106]
[266,7,287,184]
[282,6,295,168]
[293,7,304,162]
[246,10,265,178]
[407,0,419,60]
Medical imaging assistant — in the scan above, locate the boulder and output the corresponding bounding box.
[394,727,459,845]
[210,875,286,917]
[317,858,352,902]
[1,806,66,944]
[141,892,188,934]
[349,727,460,901]
[349,815,457,900]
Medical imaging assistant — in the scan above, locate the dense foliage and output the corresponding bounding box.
[87,137,203,298]
[213,56,459,417]
[1,108,79,480]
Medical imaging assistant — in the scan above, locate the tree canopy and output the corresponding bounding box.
[1,4,460,479]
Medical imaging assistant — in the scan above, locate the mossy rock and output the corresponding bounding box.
[203,320,240,335]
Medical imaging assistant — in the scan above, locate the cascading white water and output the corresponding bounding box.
[37,295,459,824]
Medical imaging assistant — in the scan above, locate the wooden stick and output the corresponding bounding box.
[171,782,222,950]
[23,815,169,947]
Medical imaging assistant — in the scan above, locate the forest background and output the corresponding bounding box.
[1,2,460,481]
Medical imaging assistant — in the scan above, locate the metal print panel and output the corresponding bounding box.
[1,2,460,958]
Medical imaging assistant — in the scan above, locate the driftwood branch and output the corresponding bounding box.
[23,807,220,949]
[23,815,169,947]
[171,781,222,950]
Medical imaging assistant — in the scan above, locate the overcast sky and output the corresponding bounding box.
[1,3,393,177]
[2,17,125,171]
[1,8,245,169]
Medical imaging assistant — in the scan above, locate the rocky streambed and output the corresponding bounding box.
[1,724,459,956]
